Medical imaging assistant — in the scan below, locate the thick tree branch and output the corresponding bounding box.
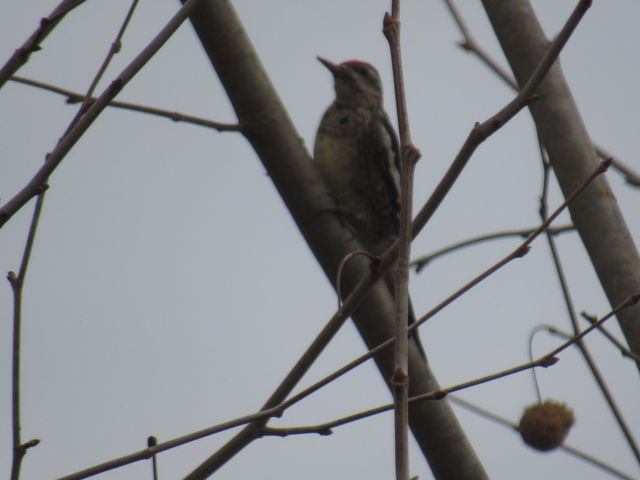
[179,1,482,480]
[482,0,640,368]
[180,0,594,478]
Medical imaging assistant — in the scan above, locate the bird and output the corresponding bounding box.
[314,57,426,359]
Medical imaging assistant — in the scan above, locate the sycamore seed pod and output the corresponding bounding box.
[519,399,575,451]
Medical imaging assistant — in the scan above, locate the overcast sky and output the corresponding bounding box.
[1,1,639,479]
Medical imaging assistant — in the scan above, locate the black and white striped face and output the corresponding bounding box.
[318,57,383,107]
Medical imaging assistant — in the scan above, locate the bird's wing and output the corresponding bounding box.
[380,111,402,216]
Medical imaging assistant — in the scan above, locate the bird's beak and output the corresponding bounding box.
[317,56,340,75]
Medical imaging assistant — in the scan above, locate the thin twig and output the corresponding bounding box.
[278,358,554,433]
[546,295,640,359]
[527,325,550,403]
[416,298,639,404]
[408,0,592,246]
[538,139,640,463]
[60,0,142,139]
[0,0,205,229]
[334,250,377,310]
[0,0,87,89]
[383,2,416,477]
[263,296,635,438]
[411,159,609,336]
[86,0,140,98]
[441,0,640,187]
[175,5,594,476]
[56,159,608,480]
[449,396,639,480]
[412,224,574,272]
[581,312,640,362]
[442,0,516,88]
[8,191,46,480]
[56,404,285,480]
[594,145,640,187]
[260,426,333,437]
[147,436,158,480]
[10,76,239,131]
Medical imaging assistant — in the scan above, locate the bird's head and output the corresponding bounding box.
[318,57,383,107]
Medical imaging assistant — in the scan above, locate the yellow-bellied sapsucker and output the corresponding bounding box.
[314,57,425,359]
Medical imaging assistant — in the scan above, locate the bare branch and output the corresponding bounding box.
[538,137,640,462]
[409,0,592,245]
[581,312,640,362]
[179,1,591,478]
[8,192,46,480]
[412,224,574,272]
[84,0,141,99]
[443,0,640,187]
[266,295,637,446]
[55,157,606,480]
[450,396,639,480]
[410,159,609,336]
[100,288,633,480]
[10,76,239,131]
[383,4,418,477]
[0,0,87,89]
[59,0,143,139]
[482,0,640,367]
[0,0,205,229]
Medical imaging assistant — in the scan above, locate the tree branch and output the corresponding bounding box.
[443,0,640,187]
[482,0,640,369]
[8,192,46,480]
[10,76,239,131]
[450,396,639,480]
[0,0,87,89]
[180,1,592,478]
[0,0,205,229]
[412,224,574,271]
[383,3,417,478]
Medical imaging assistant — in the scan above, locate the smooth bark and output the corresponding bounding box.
[483,0,640,366]
[181,1,486,479]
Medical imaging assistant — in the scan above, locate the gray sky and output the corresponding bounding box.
[1,1,639,479]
